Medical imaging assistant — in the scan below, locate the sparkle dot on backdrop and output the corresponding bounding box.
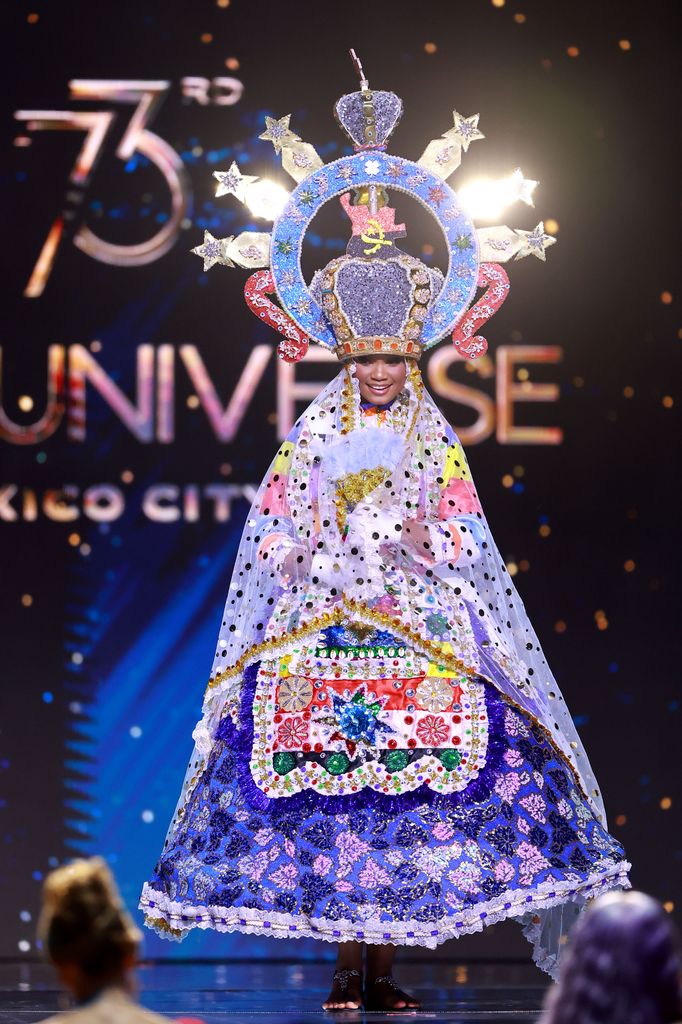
[664,901,675,913]
[219,463,232,476]
[573,376,584,387]
[539,524,551,538]
[21,594,33,607]
[267,412,278,425]
[618,39,631,51]
[615,814,627,826]
[187,395,200,409]
[42,692,53,703]
[544,218,559,234]
[510,329,523,342]
[200,33,213,43]
[516,368,529,381]
[18,941,30,952]
[424,42,437,54]
[71,652,83,665]
[90,340,102,353]
[507,561,518,576]
[662,395,673,408]
[519,559,530,572]
[18,395,34,412]
[623,385,634,397]
[554,620,567,633]
[225,57,240,70]
[141,809,155,823]
[660,797,672,810]
[19,911,31,922]
[36,451,46,464]
[491,0,505,7]
[27,13,39,24]
[80,543,91,556]
[68,533,80,547]
[513,465,524,477]
[216,0,230,6]
[422,243,434,257]
[567,46,580,58]
[502,474,514,488]
[660,291,673,304]
[121,470,134,483]
[513,13,526,23]
[130,726,142,739]
[624,559,636,572]
[69,702,82,714]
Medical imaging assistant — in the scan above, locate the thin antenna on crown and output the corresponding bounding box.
[349,49,369,91]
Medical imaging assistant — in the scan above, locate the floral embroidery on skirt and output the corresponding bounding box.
[140,665,628,947]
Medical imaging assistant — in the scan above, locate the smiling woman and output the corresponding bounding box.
[354,355,407,405]
[140,73,630,1014]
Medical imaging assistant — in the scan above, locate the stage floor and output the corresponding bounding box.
[0,961,549,1023]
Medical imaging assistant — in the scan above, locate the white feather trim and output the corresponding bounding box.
[317,427,405,482]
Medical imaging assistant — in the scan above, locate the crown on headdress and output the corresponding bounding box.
[192,50,555,363]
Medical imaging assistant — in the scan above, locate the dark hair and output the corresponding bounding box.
[38,857,141,979]
[541,891,682,1024]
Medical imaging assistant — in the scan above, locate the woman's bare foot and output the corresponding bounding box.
[364,975,421,1012]
[322,968,363,1011]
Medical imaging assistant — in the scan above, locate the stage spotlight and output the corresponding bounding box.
[458,169,537,221]
[245,180,289,220]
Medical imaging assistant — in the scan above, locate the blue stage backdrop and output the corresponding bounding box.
[1,0,680,959]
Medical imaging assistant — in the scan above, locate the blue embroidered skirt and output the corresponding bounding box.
[140,642,628,948]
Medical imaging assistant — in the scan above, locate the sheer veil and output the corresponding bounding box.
[163,362,621,975]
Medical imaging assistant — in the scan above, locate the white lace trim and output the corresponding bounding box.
[140,860,630,959]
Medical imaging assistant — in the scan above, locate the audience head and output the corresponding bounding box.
[542,890,682,1024]
[38,857,142,999]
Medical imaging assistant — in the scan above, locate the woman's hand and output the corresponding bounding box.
[401,519,436,560]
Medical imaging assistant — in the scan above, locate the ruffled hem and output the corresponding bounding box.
[139,859,630,957]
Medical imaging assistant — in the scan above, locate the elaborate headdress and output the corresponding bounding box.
[193,51,555,362]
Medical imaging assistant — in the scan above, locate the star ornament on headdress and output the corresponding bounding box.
[444,110,485,152]
[510,167,538,207]
[259,114,301,155]
[191,230,235,271]
[213,161,258,203]
[514,221,557,261]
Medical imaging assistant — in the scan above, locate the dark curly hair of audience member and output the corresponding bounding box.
[38,857,142,981]
[541,891,682,1024]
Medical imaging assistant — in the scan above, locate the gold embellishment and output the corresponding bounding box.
[145,914,184,938]
[335,466,390,532]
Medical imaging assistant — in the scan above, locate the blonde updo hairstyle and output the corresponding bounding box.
[38,857,142,979]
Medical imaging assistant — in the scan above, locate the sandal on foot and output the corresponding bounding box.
[323,968,363,1011]
[364,975,421,1012]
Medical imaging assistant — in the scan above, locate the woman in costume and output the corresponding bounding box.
[140,69,630,1011]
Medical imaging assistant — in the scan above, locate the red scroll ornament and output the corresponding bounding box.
[451,262,509,359]
[244,270,310,363]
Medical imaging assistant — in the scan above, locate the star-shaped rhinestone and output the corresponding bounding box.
[275,238,294,257]
[213,161,258,203]
[191,230,235,271]
[428,184,448,206]
[386,162,405,181]
[445,111,485,152]
[259,114,300,154]
[514,221,557,261]
[454,233,474,251]
[335,164,354,182]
